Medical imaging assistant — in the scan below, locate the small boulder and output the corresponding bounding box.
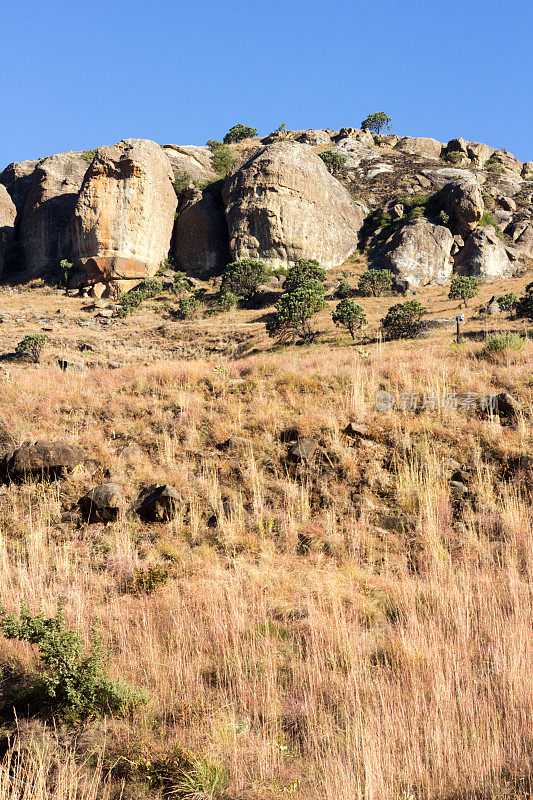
[288,438,318,463]
[131,484,181,522]
[79,482,122,522]
[394,136,442,160]
[493,392,522,424]
[4,440,89,482]
[344,422,370,439]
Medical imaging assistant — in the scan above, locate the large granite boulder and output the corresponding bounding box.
[0,185,16,276]
[331,137,379,169]
[394,137,442,160]
[0,159,38,222]
[467,142,495,167]
[173,185,229,277]
[222,141,364,269]
[454,227,514,281]
[70,139,177,285]
[18,152,88,278]
[162,144,218,184]
[507,222,533,259]
[433,178,484,238]
[370,218,454,287]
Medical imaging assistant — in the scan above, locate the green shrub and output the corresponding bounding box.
[59,258,74,287]
[220,259,269,299]
[136,278,163,298]
[437,209,450,225]
[358,269,393,297]
[515,282,533,320]
[498,292,518,315]
[319,150,348,177]
[485,154,505,174]
[123,564,173,597]
[481,332,525,357]
[172,271,192,296]
[173,171,192,195]
[381,300,427,339]
[335,279,356,299]
[448,275,478,308]
[283,259,326,293]
[442,150,466,164]
[81,149,98,163]
[15,334,47,363]
[0,601,146,720]
[207,140,235,176]
[267,280,326,344]
[177,295,201,319]
[116,280,163,316]
[332,299,367,340]
[361,112,391,135]
[479,211,499,229]
[223,124,258,143]
[218,291,239,311]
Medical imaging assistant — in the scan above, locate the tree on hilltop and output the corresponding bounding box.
[361,112,392,135]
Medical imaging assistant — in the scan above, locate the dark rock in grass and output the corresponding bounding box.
[3,440,89,482]
[79,482,123,523]
[131,484,181,522]
[288,438,318,463]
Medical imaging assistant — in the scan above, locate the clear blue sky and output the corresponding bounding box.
[1,0,531,167]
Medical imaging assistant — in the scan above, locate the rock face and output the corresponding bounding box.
[371,219,454,287]
[433,178,484,238]
[223,141,364,269]
[511,223,533,259]
[71,139,177,285]
[0,185,17,276]
[173,186,229,277]
[454,227,514,281]
[332,137,378,169]
[0,159,38,222]
[394,137,442,160]
[18,153,88,278]
[162,144,218,184]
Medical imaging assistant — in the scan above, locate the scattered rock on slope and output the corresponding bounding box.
[79,482,123,522]
[223,141,364,269]
[18,152,88,278]
[370,218,454,287]
[131,484,181,522]
[3,440,89,482]
[70,139,177,288]
[393,137,443,160]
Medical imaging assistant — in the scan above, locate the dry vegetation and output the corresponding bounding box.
[0,277,531,800]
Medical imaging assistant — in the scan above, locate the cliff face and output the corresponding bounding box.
[0,127,531,291]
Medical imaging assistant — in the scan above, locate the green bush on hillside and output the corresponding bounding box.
[223,124,258,143]
[332,299,367,340]
[319,150,348,177]
[381,300,427,339]
[220,259,269,299]
[15,334,47,363]
[357,269,393,297]
[448,276,478,308]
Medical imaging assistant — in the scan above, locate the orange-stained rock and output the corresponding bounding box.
[71,139,177,283]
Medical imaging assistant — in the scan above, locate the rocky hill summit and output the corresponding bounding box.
[1,125,531,297]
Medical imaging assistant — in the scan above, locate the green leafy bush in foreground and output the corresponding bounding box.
[381,300,427,340]
[15,334,47,363]
[332,299,367,340]
[0,601,146,720]
[481,332,525,357]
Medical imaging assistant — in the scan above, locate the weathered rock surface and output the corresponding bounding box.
[454,227,514,281]
[173,185,229,277]
[162,144,218,184]
[296,130,335,146]
[522,162,533,180]
[370,219,454,287]
[331,137,378,169]
[71,139,177,285]
[3,440,89,482]
[467,142,494,167]
[394,137,442,160]
[506,221,533,259]
[223,141,364,268]
[0,185,17,275]
[18,152,88,277]
[433,178,484,238]
[288,438,319,463]
[79,483,123,522]
[131,484,181,522]
[0,159,38,221]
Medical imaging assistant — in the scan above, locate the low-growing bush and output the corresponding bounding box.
[498,292,518,315]
[15,334,47,363]
[81,149,98,163]
[358,269,393,297]
[381,300,427,339]
[283,259,326,293]
[481,332,525,357]
[220,259,269,299]
[332,299,367,340]
[207,140,235,176]
[448,275,478,308]
[335,279,357,299]
[218,291,239,311]
[267,280,326,344]
[223,124,257,143]
[123,564,173,596]
[0,601,146,720]
[319,150,348,177]
[177,295,201,319]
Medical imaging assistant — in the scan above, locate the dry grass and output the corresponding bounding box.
[0,287,531,799]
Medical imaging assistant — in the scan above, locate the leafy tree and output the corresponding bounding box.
[59,259,74,287]
[267,280,326,344]
[381,300,427,339]
[283,259,326,293]
[357,269,393,297]
[220,259,269,299]
[498,292,517,316]
[332,299,367,340]
[515,282,533,320]
[448,275,478,308]
[319,150,348,177]
[361,112,392,135]
[223,124,258,144]
[207,140,235,176]
[0,601,146,720]
[15,334,47,363]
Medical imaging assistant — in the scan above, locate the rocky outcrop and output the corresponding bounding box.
[18,152,88,278]
[296,130,335,146]
[332,137,378,169]
[507,222,533,259]
[0,159,38,222]
[454,227,514,281]
[371,218,454,287]
[0,186,16,276]
[433,178,484,238]
[467,142,495,167]
[71,139,177,286]
[173,185,229,277]
[394,137,442,160]
[3,440,89,482]
[522,162,533,181]
[162,144,218,185]
[223,141,364,269]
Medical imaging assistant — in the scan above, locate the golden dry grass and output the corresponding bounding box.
[0,285,531,799]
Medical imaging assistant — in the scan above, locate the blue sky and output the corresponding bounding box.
[1,0,531,166]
